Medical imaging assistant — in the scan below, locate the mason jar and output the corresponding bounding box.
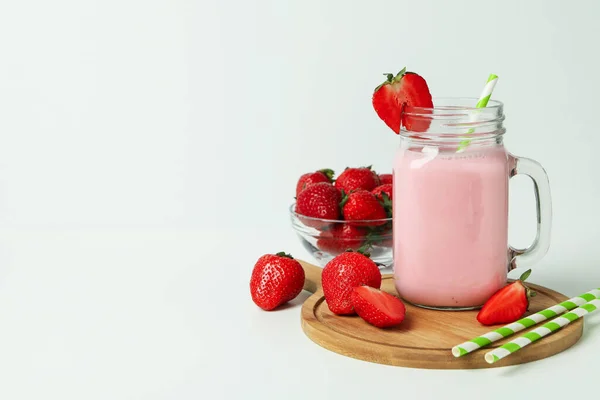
[392,98,551,310]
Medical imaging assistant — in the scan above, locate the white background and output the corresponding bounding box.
[0,0,599,399]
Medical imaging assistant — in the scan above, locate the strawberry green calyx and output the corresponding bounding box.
[374,67,407,92]
[339,188,363,210]
[339,190,349,208]
[342,165,371,171]
[517,268,536,307]
[345,247,371,258]
[318,168,335,182]
[395,67,407,77]
[364,227,389,244]
[275,252,294,259]
[356,242,373,256]
[378,192,393,217]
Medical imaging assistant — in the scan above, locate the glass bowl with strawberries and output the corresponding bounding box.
[290,167,394,269]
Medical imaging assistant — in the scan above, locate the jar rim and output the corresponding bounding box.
[399,97,505,140]
[403,97,503,114]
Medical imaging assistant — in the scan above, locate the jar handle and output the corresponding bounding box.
[508,155,552,270]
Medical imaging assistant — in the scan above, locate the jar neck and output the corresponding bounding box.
[400,134,504,153]
[399,97,506,148]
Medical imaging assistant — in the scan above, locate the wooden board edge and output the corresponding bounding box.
[300,286,586,369]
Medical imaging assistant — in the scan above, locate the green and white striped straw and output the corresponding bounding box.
[452,288,600,357]
[456,73,498,152]
[484,298,600,364]
[473,73,499,108]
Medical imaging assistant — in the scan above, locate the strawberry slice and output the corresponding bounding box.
[372,67,433,134]
[351,285,406,328]
[476,269,536,326]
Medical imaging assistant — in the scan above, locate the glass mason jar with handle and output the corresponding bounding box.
[392,98,551,310]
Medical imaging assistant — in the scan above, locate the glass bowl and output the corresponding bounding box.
[289,203,393,269]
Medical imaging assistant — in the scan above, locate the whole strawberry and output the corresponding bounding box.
[372,67,433,133]
[372,184,393,201]
[372,184,393,218]
[321,251,382,315]
[334,167,380,193]
[378,173,393,186]
[477,269,535,326]
[316,223,367,255]
[351,286,406,328]
[250,252,305,311]
[294,182,342,228]
[341,190,387,226]
[296,168,335,196]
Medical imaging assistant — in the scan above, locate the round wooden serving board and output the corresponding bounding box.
[298,260,583,369]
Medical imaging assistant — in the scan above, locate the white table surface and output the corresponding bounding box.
[0,228,597,400]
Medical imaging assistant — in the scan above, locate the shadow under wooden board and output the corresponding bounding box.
[298,260,584,369]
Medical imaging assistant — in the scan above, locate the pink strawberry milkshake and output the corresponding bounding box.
[393,144,510,308]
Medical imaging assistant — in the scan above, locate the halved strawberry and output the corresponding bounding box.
[476,269,536,326]
[351,286,406,328]
[372,67,433,133]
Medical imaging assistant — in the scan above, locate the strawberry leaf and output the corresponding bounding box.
[353,246,372,258]
[339,190,349,208]
[374,74,395,92]
[519,269,532,282]
[378,192,393,217]
[394,67,407,80]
